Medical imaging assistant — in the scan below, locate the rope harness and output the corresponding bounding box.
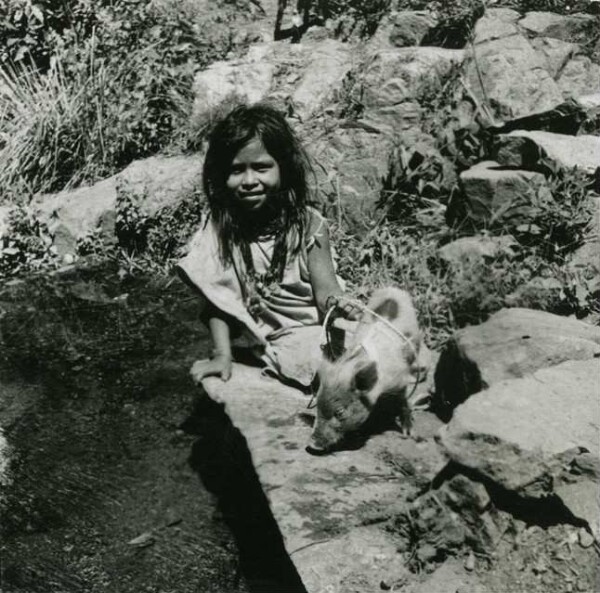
[307,295,423,409]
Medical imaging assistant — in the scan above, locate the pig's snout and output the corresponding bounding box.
[306,420,340,456]
[305,438,329,456]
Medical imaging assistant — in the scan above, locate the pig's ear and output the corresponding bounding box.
[353,360,378,393]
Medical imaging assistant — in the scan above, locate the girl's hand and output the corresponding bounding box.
[190,354,233,383]
[326,295,361,321]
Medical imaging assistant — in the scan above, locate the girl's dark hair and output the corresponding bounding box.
[202,103,315,280]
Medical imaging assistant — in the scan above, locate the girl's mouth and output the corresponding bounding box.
[238,193,265,203]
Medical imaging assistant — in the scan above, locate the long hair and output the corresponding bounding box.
[202,103,315,280]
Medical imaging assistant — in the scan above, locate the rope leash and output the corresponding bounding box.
[306,295,425,409]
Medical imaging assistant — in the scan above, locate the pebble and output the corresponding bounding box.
[464,551,475,572]
[577,528,595,549]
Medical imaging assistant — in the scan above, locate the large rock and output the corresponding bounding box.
[556,55,600,98]
[438,359,600,536]
[459,161,550,226]
[291,39,352,119]
[433,308,600,416]
[192,43,275,116]
[518,11,598,45]
[465,13,564,124]
[202,364,446,593]
[308,125,393,216]
[530,36,578,78]
[494,130,600,175]
[34,155,203,256]
[368,10,438,50]
[472,8,521,44]
[389,10,438,47]
[192,38,352,122]
[359,47,464,133]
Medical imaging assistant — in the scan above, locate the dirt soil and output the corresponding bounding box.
[0,262,252,593]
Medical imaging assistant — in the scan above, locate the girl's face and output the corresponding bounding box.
[226,137,281,214]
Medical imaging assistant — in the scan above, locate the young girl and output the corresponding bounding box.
[177,104,349,388]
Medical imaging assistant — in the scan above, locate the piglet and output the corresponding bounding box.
[307,287,429,455]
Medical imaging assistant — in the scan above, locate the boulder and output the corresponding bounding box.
[202,363,446,593]
[494,130,600,175]
[438,359,600,536]
[360,101,423,139]
[459,161,550,226]
[389,10,438,47]
[465,14,564,124]
[557,55,600,99]
[437,235,517,267]
[518,11,598,45]
[308,125,392,216]
[433,308,600,416]
[291,39,352,119]
[530,37,578,78]
[34,155,202,256]
[368,10,438,50]
[192,44,275,117]
[472,8,521,44]
[359,47,464,134]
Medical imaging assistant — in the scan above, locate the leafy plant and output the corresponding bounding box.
[510,164,596,262]
[0,204,57,278]
[423,0,485,49]
[377,144,455,233]
[332,215,590,348]
[326,0,393,39]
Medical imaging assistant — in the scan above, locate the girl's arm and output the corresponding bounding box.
[306,214,345,315]
[190,308,233,383]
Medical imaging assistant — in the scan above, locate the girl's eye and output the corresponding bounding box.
[229,166,244,175]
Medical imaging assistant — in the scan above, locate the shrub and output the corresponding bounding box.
[327,0,393,39]
[114,180,204,263]
[332,216,590,348]
[423,0,486,49]
[0,205,57,278]
[0,0,242,196]
[506,164,596,263]
[377,143,455,233]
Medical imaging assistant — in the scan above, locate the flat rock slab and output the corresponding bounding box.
[438,359,600,535]
[494,130,600,175]
[434,307,600,415]
[203,364,445,593]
